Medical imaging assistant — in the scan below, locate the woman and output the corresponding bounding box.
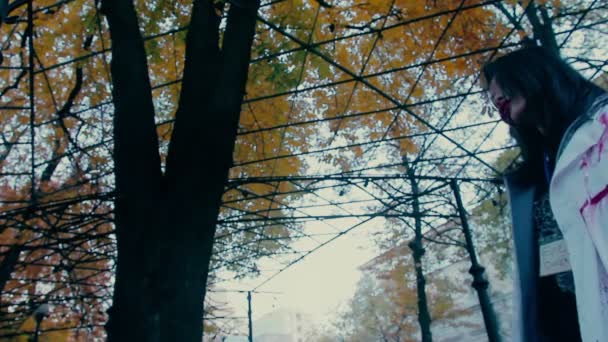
[482,46,608,341]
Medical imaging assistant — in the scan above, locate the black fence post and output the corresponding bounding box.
[450,179,501,342]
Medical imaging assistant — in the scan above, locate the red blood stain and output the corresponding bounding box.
[578,113,608,218]
[580,113,608,169]
[580,184,608,217]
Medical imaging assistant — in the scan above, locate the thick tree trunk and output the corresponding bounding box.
[159,2,259,341]
[0,246,21,294]
[494,1,559,54]
[524,2,559,54]
[102,0,164,340]
[102,0,260,341]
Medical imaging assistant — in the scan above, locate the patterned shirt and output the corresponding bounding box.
[533,191,575,293]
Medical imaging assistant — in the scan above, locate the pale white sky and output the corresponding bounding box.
[213,216,385,334]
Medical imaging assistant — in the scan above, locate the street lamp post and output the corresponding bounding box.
[32,304,49,342]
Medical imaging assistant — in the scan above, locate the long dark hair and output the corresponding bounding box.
[482,46,606,185]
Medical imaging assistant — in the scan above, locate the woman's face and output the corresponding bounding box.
[488,78,527,126]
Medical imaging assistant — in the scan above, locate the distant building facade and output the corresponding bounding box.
[221,308,313,342]
[253,308,313,342]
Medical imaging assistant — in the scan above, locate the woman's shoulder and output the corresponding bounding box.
[579,92,608,135]
[557,92,608,159]
[586,92,608,119]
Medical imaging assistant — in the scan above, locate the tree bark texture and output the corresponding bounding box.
[101,0,260,341]
[524,2,559,54]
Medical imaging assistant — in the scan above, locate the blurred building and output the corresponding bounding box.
[428,251,513,342]
[252,308,313,342]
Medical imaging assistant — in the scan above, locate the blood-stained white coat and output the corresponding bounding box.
[550,94,608,342]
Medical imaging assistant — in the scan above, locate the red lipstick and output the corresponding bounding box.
[497,99,516,125]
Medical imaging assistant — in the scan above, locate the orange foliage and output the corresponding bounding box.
[0,0,566,338]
